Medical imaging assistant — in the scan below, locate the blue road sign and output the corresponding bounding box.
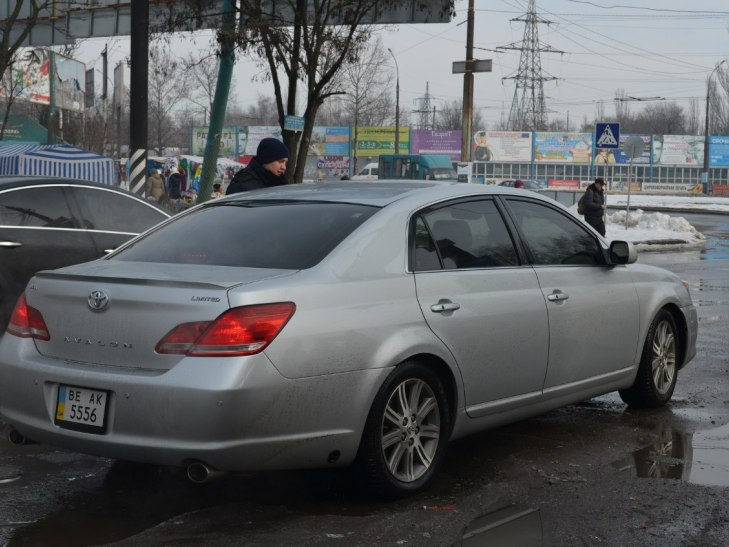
[595,122,620,149]
[284,115,305,132]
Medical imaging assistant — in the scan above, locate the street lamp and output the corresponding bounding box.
[704,59,727,194]
[387,48,400,154]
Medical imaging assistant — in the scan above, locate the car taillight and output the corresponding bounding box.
[155,302,296,357]
[6,292,50,341]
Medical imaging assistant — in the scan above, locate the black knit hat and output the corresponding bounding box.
[256,138,289,165]
[594,177,605,185]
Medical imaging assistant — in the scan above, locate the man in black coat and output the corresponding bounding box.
[226,138,289,194]
[582,177,607,236]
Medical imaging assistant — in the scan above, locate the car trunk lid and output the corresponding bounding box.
[26,260,295,370]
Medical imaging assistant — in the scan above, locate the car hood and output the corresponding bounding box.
[27,261,297,369]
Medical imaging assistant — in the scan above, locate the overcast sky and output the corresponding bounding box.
[75,0,729,131]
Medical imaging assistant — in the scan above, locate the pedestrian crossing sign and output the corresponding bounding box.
[595,122,620,149]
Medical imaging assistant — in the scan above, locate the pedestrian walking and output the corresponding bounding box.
[581,177,607,236]
[226,138,289,194]
[146,169,166,203]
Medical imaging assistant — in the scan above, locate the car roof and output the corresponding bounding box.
[0,175,120,191]
[214,180,551,208]
[0,176,170,214]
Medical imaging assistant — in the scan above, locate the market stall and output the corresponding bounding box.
[0,144,118,185]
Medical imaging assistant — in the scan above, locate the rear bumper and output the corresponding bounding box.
[0,335,390,471]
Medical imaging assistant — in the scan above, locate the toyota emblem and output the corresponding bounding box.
[88,290,110,312]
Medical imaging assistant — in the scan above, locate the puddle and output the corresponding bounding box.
[455,505,545,546]
[612,422,729,487]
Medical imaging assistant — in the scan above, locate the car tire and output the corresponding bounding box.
[354,361,450,498]
[619,309,679,408]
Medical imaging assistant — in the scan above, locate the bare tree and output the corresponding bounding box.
[165,0,454,182]
[614,88,631,126]
[435,99,484,131]
[231,93,280,126]
[148,43,189,154]
[633,102,687,135]
[712,65,729,136]
[183,51,237,124]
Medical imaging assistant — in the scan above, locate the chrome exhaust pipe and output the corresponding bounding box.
[7,428,34,445]
[186,462,224,483]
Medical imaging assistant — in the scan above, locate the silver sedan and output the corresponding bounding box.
[0,181,697,497]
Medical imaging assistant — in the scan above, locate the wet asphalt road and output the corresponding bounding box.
[0,212,728,547]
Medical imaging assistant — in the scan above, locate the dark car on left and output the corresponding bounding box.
[0,176,170,332]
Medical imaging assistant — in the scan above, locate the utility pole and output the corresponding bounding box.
[129,0,149,196]
[704,60,727,195]
[460,0,474,162]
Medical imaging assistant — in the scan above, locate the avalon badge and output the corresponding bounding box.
[88,290,110,312]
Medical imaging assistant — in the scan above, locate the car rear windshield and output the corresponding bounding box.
[113,200,379,269]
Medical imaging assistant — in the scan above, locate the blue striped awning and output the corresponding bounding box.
[0,144,117,185]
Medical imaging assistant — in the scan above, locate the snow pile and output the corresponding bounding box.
[605,209,705,249]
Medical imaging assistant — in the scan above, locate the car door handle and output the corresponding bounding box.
[547,290,569,302]
[103,248,116,254]
[0,241,22,248]
[431,301,461,313]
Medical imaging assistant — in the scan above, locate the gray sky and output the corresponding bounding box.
[75,0,729,131]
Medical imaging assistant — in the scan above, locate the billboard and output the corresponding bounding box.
[355,126,410,157]
[534,132,592,163]
[1,48,51,105]
[596,134,651,164]
[411,129,462,161]
[239,125,283,156]
[54,52,86,112]
[653,135,704,165]
[473,130,532,162]
[191,126,239,157]
[309,127,350,156]
[709,136,729,167]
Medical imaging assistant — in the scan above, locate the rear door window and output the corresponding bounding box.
[114,201,378,269]
[67,186,168,233]
[0,186,77,228]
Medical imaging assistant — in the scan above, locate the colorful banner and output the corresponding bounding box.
[596,134,651,164]
[1,48,51,105]
[653,135,704,165]
[309,127,350,156]
[709,136,729,167]
[534,132,592,163]
[473,130,531,162]
[304,155,350,180]
[411,129,462,161]
[191,126,239,157]
[355,126,410,156]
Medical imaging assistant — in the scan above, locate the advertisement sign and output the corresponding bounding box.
[239,125,283,156]
[54,53,86,112]
[709,136,729,167]
[596,134,651,165]
[472,130,531,162]
[191,126,239,157]
[653,135,704,165]
[355,126,410,156]
[309,127,350,156]
[534,132,592,163]
[411,129,462,161]
[2,48,51,105]
[304,155,350,180]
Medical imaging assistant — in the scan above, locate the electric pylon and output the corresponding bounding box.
[414,82,435,129]
[497,0,562,131]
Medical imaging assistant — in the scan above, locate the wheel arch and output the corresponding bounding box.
[403,352,459,437]
[661,303,689,370]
